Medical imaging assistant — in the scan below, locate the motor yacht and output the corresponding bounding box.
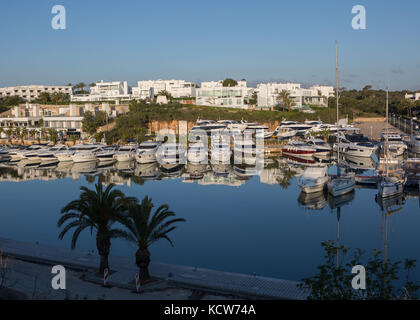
[135,141,161,164]
[38,145,68,163]
[191,120,226,134]
[187,142,208,164]
[217,120,248,132]
[71,144,103,163]
[281,140,316,158]
[379,131,407,157]
[280,121,312,136]
[298,166,329,193]
[306,138,332,156]
[333,134,377,158]
[275,127,297,140]
[96,146,119,163]
[114,144,138,162]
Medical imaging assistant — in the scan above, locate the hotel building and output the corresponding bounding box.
[0,85,72,101]
[195,80,250,109]
[135,79,196,98]
[71,80,131,102]
[256,83,334,109]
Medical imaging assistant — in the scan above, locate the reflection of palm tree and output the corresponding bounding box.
[277,168,296,189]
[116,197,185,282]
[58,182,137,274]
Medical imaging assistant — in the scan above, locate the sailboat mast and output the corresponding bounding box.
[335,41,341,165]
[336,41,339,123]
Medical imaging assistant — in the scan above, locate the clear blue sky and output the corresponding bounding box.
[0,0,419,90]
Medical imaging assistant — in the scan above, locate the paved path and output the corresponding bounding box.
[0,237,307,300]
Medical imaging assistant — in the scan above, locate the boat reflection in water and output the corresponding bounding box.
[375,194,406,263]
[135,163,161,180]
[297,190,327,211]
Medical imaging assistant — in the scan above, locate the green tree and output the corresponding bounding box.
[116,196,186,282]
[222,78,238,87]
[37,92,51,104]
[299,241,420,300]
[58,182,137,273]
[157,90,173,100]
[48,128,58,144]
[19,127,28,144]
[5,126,13,144]
[277,89,294,111]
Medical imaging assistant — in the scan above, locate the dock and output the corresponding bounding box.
[0,237,308,300]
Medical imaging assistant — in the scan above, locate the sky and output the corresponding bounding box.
[0,0,419,90]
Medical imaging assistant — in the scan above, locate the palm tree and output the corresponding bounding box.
[116,196,186,282]
[58,182,137,274]
[5,126,13,144]
[29,129,37,141]
[20,127,28,144]
[277,89,294,111]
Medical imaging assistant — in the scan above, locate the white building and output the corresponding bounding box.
[256,83,334,109]
[71,80,131,102]
[195,80,250,109]
[405,93,420,101]
[0,85,72,101]
[135,79,196,98]
[131,86,154,100]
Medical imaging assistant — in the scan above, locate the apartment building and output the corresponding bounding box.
[0,85,72,101]
[195,80,249,109]
[405,93,420,101]
[256,83,334,109]
[135,79,196,98]
[71,80,131,102]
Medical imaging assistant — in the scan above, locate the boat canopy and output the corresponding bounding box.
[301,166,327,179]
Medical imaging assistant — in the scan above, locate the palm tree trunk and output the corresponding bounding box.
[96,233,111,274]
[136,248,151,282]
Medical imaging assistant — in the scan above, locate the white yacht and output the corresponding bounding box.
[156,143,187,165]
[275,127,297,140]
[217,120,248,132]
[20,145,50,162]
[135,141,161,164]
[333,134,377,158]
[298,166,329,193]
[96,146,119,163]
[187,142,208,164]
[280,121,312,136]
[71,144,103,163]
[210,141,231,164]
[38,145,68,162]
[380,131,407,157]
[191,120,226,133]
[306,138,332,156]
[281,140,316,158]
[114,144,137,162]
[10,145,47,162]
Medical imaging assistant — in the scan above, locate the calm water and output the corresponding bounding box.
[0,157,419,282]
